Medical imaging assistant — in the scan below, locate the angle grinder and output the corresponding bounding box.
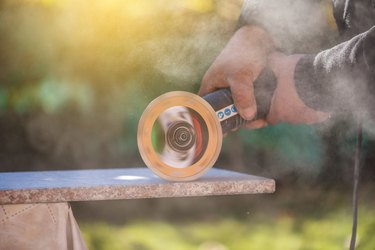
[137,68,276,181]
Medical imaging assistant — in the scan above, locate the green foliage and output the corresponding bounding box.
[82,206,375,250]
[238,123,325,173]
[0,0,241,164]
[0,87,7,113]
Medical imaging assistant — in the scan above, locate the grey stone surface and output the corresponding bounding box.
[0,168,275,204]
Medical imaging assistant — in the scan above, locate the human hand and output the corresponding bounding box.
[199,25,274,129]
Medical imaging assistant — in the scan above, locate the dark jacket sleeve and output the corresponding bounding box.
[294,26,375,117]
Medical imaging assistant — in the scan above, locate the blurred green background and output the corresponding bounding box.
[1,0,375,249]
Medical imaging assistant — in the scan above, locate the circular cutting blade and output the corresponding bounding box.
[137,91,222,181]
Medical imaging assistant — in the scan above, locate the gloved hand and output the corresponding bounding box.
[199,25,275,129]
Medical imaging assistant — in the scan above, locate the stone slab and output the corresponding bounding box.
[0,168,275,205]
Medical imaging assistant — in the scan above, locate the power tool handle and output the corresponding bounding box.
[203,67,277,134]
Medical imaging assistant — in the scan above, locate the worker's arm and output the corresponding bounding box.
[267,26,375,124]
[200,26,375,125]
[199,0,335,129]
[201,0,375,126]
[294,26,375,114]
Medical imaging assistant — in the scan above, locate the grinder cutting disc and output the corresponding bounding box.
[137,91,222,181]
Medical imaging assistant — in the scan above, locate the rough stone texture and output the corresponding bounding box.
[0,168,275,205]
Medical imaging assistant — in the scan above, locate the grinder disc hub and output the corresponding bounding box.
[166,121,196,152]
